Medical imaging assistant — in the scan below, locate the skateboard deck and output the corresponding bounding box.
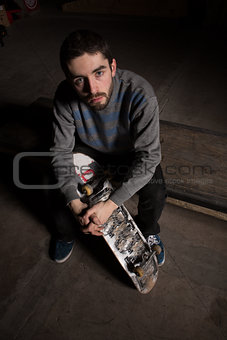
[73,153,160,294]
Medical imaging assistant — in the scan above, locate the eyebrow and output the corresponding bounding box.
[71,65,107,79]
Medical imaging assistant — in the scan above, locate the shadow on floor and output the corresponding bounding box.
[0,100,134,289]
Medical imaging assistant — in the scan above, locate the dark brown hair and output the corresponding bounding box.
[60,30,113,76]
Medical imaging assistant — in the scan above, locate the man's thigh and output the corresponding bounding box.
[138,164,167,209]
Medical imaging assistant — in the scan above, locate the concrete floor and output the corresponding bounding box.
[0,2,227,340]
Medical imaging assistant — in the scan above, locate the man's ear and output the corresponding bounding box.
[111,58,117,77]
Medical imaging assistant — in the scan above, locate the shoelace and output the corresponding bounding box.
[147,235,159,246]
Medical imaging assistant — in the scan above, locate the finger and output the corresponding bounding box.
[78,216,84,225]
[83,228,103,236]
[92,230,103,236]
[83,222,104,236]
[82,221,96,234]
[89,221,104,230]
[82,211,92,225]
[81,211,101,226]
[80,213,90,226]
[90,213,102,226]
[82,202,88,209]
[93,225,104,236]
[90,223,104,235]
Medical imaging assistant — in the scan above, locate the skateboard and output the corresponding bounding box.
[73,153,161,294]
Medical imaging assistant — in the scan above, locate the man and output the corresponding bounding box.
[50,30,166,266]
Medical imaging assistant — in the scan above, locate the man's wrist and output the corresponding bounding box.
[107,199,118,210]
[69,198,78,209]
[69,198,87,216]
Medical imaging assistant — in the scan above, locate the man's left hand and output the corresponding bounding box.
[80,199,118,236]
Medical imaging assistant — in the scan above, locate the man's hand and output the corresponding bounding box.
[80,199,118,236]
[69,199,88,218]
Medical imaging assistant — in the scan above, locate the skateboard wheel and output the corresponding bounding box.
[153,244,162,255]
[82,184,93,196]
[134,267,144,277]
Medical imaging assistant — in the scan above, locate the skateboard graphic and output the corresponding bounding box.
[74,153,161,294]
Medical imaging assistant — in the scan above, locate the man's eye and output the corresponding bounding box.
[96,71,104,77]
[74,78,84,86]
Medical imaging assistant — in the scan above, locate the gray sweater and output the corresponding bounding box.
[51,68,161,206]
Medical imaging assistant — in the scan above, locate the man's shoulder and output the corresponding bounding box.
[55,80,76,101]
[117,68,155,97]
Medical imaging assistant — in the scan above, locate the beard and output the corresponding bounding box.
[82,80,114,111]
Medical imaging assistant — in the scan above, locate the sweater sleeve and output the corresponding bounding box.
[110,96,161,206]
[50,83,80,204]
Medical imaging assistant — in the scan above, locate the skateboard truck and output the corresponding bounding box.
[126,244,161,278]
[79,177,112,206]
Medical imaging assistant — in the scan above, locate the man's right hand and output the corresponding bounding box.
[69,199,88,218]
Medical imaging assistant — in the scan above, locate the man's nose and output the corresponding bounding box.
[85,78,97,94]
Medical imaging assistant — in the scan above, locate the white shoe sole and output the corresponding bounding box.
[55,244,74,264]
[158,248,165,267]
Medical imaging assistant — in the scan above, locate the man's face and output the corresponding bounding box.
[67,52,117,110]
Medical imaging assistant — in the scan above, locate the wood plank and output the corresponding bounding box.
[166,197,227,222]
[160,120,227,212]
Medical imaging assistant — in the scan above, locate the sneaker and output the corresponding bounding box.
[147,234,165,266]
[53,240,75,263]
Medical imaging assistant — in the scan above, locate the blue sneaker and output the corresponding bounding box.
[54,240,75,263]
[147,234,165,266]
